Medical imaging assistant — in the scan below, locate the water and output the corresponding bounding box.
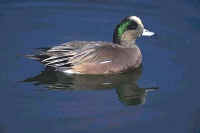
[0,0,200,133]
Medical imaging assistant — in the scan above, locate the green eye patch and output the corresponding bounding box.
[118,21,131,37]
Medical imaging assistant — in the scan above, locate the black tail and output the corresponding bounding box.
[25,47,50,61]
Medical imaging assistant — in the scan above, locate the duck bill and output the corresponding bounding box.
[142,28,155,36]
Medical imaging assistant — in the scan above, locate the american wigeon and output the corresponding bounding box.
[27,16,154,74]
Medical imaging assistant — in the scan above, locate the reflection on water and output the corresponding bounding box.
[23,67,158,106]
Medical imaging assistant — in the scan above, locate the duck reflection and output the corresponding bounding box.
[23,67,158,106]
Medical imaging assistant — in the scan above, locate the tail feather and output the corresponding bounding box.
[25,54,50,61]
[25,47,73,68]
[25,47,50,61]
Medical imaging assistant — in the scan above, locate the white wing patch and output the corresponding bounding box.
[63,69,81,74]
[99,60,112,64]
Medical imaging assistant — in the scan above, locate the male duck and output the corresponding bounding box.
[28,16,154,74]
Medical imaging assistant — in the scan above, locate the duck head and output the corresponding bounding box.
[113,16,155,46]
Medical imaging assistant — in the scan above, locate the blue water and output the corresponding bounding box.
[0,0,200,133]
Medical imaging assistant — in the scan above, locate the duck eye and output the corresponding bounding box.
[127,21,138,30]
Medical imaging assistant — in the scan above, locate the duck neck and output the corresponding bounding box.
[119,40,136,48]
[113,30,137,48]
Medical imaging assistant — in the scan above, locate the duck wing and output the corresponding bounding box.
[29,41,117,69]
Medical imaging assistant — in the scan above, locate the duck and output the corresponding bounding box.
[27,16,155,74]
